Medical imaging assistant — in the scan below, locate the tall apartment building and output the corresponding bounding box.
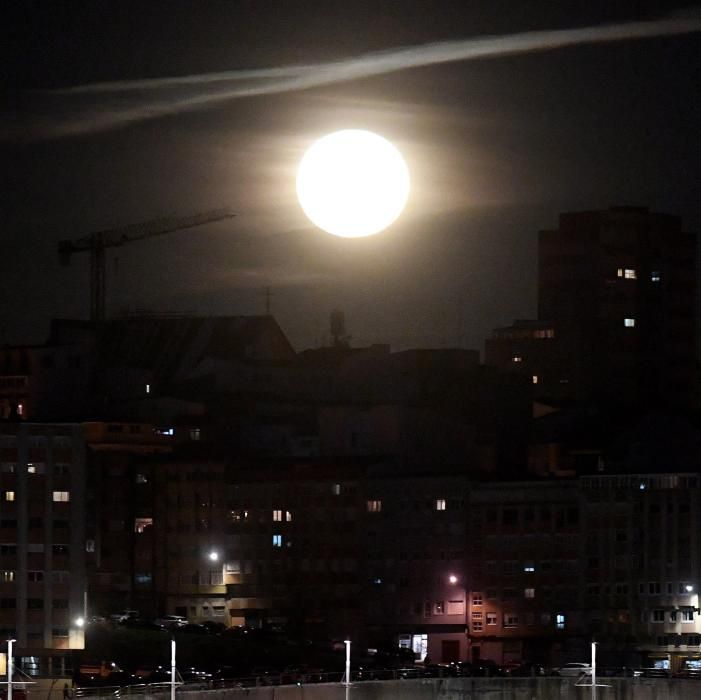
[0,423,86,676]
[487,207,697,410]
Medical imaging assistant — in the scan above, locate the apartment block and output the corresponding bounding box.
[0,423,86,676]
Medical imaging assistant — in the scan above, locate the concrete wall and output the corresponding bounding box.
[76,678,701,700]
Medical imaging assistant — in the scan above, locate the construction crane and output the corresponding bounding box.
[58,208,236,322]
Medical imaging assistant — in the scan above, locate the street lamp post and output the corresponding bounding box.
[170,638,176,700]
[7,638,15,700]
[448,575,468,662]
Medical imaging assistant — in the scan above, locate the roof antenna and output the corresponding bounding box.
[263,286,273,314]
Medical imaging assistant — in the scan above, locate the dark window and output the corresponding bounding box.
[502,509,518,527]
[27,598,43,609]
[0,599,16,609]
[53,599,69,609]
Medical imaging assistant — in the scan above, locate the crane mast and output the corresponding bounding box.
[58,208,236,322]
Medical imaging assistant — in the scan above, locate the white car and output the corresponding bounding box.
[557,663,592,677]
[154,614,187,628]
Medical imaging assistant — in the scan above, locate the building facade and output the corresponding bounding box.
[487,207,697,410]
[0,423,86,676]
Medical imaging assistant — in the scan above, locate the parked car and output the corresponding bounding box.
[673,669,701,679]
[109,610,139,623]
[640,667,671,678]
[200,621,226,634]
[121,618,165,631]
[178,667,213,686]
[508,662,546,677]
[557,663,593,677]
[154,615,187,628]
[176,623,209,634]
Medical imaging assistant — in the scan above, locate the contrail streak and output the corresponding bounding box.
[21,11,701,138]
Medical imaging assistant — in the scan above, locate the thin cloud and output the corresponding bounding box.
[13,11,701,140]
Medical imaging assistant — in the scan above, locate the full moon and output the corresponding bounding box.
[296,129,410,238]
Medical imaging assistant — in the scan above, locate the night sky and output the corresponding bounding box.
[5,1,700,352]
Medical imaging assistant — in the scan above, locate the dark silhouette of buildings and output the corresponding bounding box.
[487,206,697,411]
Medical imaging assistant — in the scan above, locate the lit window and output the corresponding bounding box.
[512,355,523,363]
[617,268,623,277]
[524,588,535,598]
[189,428,201,441]
[524,563,535,573]
[532,375,539,384]
[556,613,566,630]
[651,270,661,282]
[332,483,341,495]
[273,510,282,522]
[448,600,465,615]
[285,510,292,522]
[145,384,151,394]
[4,492,15,502]
[53,491,70,502]
[155,427,174,436]
[486,612,498,625]
[367,500,382,513]
[434,601,445,615]
[17,403,24,417]
[435,499,446,511]
[624,269,636,279]
[85,540,95,552]
[134,517,153,533]
[472,593,483,606]
[624,318,636,327]
[272,535,282,547]
[136,473,147,483]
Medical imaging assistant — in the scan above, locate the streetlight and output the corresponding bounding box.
[448,575,468,662]
[685,585,694,593]
[75,617,85,628]
[7,639,15,700]
[170,638,177,700]
[208,551,219,562]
